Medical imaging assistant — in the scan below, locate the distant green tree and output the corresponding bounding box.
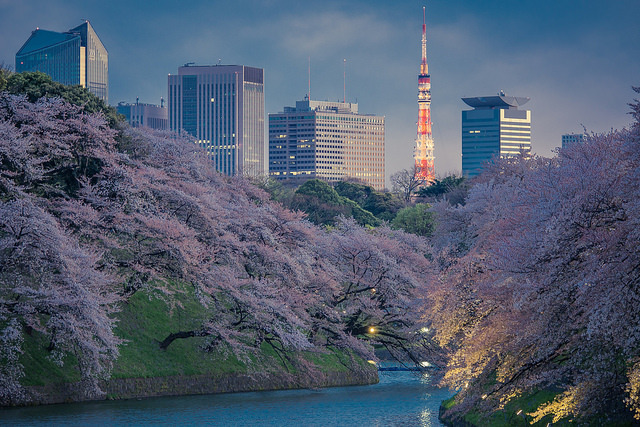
[0,65,11,92]
[4,71,122,127]
[391,203,434,237]
[333,181,370,205]
[292,179,380,227]
[296,179,343,204]
[334,181,404,222]
[416,174,468,205]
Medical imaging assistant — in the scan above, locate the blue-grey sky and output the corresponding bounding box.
[1,0,639,184]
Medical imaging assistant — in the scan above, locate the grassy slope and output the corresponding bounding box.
[20,279,367,390]
[441,390,559,426]
[111,280,246,378]
[441,389,633,426]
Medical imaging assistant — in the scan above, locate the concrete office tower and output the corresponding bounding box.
[117,100,168,130]
[168,65,265,177]
[562,132,587,149]
[414,6,435,182]
[269,98,385,190]
[461,93,531,177]
[16,21,108,103]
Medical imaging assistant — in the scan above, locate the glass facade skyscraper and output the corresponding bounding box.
[15,21,108,103]
[269,98,385,190]
[168,65,265,177]
[461,94,531,177]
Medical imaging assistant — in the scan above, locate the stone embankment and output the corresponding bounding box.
[23,368,379,405]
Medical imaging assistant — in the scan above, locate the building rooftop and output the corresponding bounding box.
[462,95,530,109]
[16,29,79,56]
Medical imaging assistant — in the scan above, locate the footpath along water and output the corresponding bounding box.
[1,370,453,426]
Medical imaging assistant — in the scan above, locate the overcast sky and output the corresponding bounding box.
[1,0,639,185]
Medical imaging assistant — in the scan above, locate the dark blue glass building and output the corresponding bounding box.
[16,21,108,103]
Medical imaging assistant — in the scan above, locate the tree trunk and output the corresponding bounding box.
[159,329,205,350]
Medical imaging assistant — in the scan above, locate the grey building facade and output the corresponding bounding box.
[269,98,385,190]
[168,65,264,177]
[117,101,168,130]
[561,133,587,149]
[16,21,108,103]
[461,94,531,177]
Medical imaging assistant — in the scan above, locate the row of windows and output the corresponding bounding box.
[270,115,383,123]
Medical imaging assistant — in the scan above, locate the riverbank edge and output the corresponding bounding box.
[438,401,474,427]
[16,367,379,406]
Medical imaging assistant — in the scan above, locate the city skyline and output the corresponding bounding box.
[1,0,639,186]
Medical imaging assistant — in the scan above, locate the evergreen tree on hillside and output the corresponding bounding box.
[290,179,380,227]
[334,181,404,222]
[2,70,122,127]
[391,203,434,237]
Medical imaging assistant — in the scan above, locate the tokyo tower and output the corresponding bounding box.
[414,6,435,182]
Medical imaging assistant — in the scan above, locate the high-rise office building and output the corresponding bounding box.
[561,133,587,149]
[461,93,531,177]
[117,100,168,130]
[414,6,435,182]
[168,65,264,177]
[269,98,385,190]
[16,21,108,103]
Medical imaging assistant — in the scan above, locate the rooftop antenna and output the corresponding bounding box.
[160,97,164,108]
[308,56,311,100]
[421,6,428,75]
[217,58,222,65]
[343,58,346,103]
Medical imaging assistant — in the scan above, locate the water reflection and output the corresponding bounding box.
[1,371,452,426]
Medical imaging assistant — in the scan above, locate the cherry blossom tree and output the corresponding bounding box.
[0,91,436,405]
[0,199,120,404]
[431,90,640,423]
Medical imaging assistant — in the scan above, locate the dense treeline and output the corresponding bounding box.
[431,88,640,424]
[4,70,638,423]
[0,86,433,405]
[259,174,464,237]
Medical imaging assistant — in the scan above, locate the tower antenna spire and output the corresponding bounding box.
[343,58,346,103]
[308,56,311,100]
[421,6,428,75]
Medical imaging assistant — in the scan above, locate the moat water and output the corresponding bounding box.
[1,371,452,426]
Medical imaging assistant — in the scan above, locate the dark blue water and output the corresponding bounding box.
[0,371,452,426]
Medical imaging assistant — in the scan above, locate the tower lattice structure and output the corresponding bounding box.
[414,6,435,182]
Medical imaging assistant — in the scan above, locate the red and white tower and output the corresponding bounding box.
[414,6,435,182]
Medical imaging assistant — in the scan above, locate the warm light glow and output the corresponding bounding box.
[369,326,376,334]
[420,327,430,334]
[516,409,523,415]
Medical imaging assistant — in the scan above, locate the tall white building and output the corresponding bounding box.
[269,98,385,190]
[168,65,264,177]
[461,94,531,177]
